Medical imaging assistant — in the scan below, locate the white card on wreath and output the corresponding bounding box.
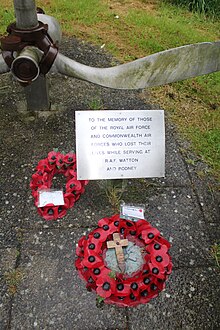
[121,204,145,220]
[38,190,64,207]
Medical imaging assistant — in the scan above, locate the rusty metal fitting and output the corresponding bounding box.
[0,20,58,82]
[36,7,45,14]
[11,47,40,82]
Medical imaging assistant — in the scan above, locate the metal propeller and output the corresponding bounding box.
[53,41,220,89]
[0,53,9,74]
[0,10,219,89]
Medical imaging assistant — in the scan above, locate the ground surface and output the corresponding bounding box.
[0,37,219,330]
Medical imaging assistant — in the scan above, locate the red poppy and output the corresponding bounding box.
[76,247,84,258]
[64,167,77,179]
[141,227,160,244]
[139,289,157,304]
[90,266,112,280]
[48,151,58,164]
[166,261,173,275]
[115,281,131,297]
[37,159,55,172]
[66,179,82,193]
[155,278,166,291]
[78,235,87,248]
[89,228,111,243]
[75,257,84,270]
[64,192,75,208]
[157,236,171,249]
[82,254,103,269]
[98,217,111,227]
[38,204,59,220]
[150,251,170,269]
[79,266,97,291]
[64,152,76,165]
[136,219,151,231]
[86,237,103,254]
[56,153,65,168]
[148,239,168,251]
[55,197,69,218]
[86,278,97,291]
[149,262,166,279]
[76,236,87,257]
[96,276,116,298]
[127,278,143,298]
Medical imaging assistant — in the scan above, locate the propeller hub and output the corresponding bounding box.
[11,55,40,82]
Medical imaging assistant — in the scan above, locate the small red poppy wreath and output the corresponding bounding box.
[75,214,172,307]
[30,151,88,220]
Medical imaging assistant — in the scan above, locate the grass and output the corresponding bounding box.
[87,97,104,110]
[97,179,128,212]
[1,0,219,179]
[166,0,220,18]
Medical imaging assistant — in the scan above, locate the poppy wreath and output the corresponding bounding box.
[75,214,172,307]
[30,151,88,220]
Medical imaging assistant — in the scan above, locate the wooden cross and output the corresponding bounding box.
[107,233,128,273]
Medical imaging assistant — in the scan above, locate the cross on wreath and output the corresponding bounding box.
[107,233,128,273]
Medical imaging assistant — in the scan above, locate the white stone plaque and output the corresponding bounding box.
[76,110,165,180]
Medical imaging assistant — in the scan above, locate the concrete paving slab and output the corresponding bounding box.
[0,102,36,247]
[127,267,220,330]
[0,154,33,247]
[10,229,127,330]
[152,121,191,187]
[142,187,215,268]
[0,278,10,330]
[175,137,220,226]
[189,168,220,229]
[0,248,17,329]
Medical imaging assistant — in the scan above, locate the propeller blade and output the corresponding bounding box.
[37,14,62,45]
[54,41,220,89]
[0,53,9,74]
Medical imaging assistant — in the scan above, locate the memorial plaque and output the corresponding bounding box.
[76,110,165,180]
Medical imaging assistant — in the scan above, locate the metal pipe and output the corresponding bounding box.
[12,0,50,111]
[13,0,38,29]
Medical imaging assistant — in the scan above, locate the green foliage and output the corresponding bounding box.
[125,3,219,55]
[96,295,105,308]
[98,179,127,212]
[165,0,220,18]
[39,0,111,34]
[108,270,116,279]
[190,128,220,174]
[87,97,103,110]
[0,7,14,35]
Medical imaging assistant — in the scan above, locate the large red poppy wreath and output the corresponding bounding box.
[75,214,172,307]
[30,151,88,220]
